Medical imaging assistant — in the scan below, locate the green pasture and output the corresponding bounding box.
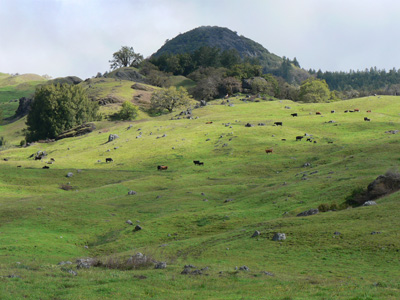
[0,95,399,299]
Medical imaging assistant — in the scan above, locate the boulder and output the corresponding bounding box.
[363,201,377,206]
[239,265,250,271]
[155,262,167,269]
[128,190,137,195]
[108,134,119,142]
[251,230,260,238]
[297,208,319,217]
[66,172,73,178]
[272,233,286,241]
[134,225,142,232]
[126,220,133,225]
[76,258,96,269]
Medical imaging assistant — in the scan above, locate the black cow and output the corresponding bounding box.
[331,110,335,113]
[106,158,113,163]
[364,117,371,121]
[42,166,50,169]
[274,122,283,126]
[193,160,200,165]
[198,162,204,166]
[291,113,298,117]
[296,136,303,141]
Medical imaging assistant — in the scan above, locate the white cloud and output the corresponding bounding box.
[1,0,400,78]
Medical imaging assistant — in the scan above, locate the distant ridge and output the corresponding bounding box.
[152,26,283,71]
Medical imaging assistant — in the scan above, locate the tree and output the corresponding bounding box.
[150,86,192,113]
[109,46,144,70]
[298,78,331,103]
[119,101,138,120]
[26,84,98,142]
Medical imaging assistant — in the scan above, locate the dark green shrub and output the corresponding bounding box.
[345,187,367,206]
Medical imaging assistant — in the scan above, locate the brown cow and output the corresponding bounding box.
[367,110,371,113]
[265,149,273,154]
[205,121,213,124]
[354,109,360,112]
[316,112,321,115]
[157,165,168,170]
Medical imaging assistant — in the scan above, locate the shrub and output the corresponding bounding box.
[26,84,99,142]
[0,136,6,147]
[345,187,367,206]
[119,101,138,121]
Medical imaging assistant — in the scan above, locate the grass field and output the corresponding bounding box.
[0,94,399,299]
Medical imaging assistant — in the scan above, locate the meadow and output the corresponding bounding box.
[0,94,399,299]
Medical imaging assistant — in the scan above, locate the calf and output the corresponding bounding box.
[105,158,113,163]
[274,122,283,126]
[157,165,168,170]
[265,149,273,154]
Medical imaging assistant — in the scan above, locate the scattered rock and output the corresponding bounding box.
[272,233,286,241]
[371,231,381,235]
[363,201,377,206]
[251,230,260,238]
[333,232,341,235]
[58,261,72,266]
[134,225,142,232]
[66,172,73,178]
[154,262,167,269]
[385,130,399,134]
[239,265,250,271]
[224,198,234,203]
[303,162,311,167]
[108,134,119,142]
[297,208,319,217]
[76,258,96,269]
[262,271,275,276]
[128,190,137,195]
[126,220,133,225]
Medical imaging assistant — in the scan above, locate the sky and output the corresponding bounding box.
[1,0,400,79]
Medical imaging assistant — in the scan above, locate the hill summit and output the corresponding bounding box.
[152,26,283,71]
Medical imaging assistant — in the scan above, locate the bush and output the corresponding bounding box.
[119,101,138,121]
[26,84,99,142]
[345,187,367,206]
[0,136,6,147]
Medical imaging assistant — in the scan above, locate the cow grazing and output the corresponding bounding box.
[105,158,114,163]
[42,166,50,169]
[281,139,286,141]
[354,109,360,112]
[306,138,312,142]
[274,122,283,126]
[331,110,335,113]
[198,162,204,166]
[367,110,371,113]
[344,110,349,113]
[50,158,55,161]
[205,121,213,124]
[157,165,168,170]
[296,136,303,141]
[316,112,321,115]
[364,117,371,121]
[3,158,8,161]
[193,160,204,166]
[291,113,298,117]
[349,110,354,113]
[265,149,273,154]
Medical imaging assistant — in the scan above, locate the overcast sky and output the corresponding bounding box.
[1,0,399,79]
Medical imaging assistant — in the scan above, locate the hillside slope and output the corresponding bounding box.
[0,96,399,299]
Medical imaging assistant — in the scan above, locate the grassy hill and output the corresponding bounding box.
[0,73,47,119]
[0,95,399,299]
